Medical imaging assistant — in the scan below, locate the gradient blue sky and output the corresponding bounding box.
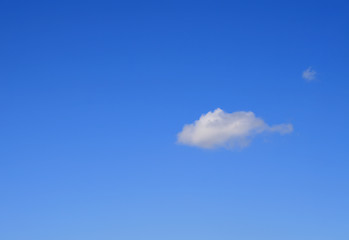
[1,0,349,239]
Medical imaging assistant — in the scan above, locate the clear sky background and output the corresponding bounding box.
[1,0,349,239]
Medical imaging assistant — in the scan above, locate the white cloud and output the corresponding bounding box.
[302,67,316,81]
[177,108,293,149]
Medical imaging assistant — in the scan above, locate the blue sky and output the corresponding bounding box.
[1,0,349,239]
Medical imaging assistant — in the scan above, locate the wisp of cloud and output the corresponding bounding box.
[302,67,316,81]
[177,108,293,149]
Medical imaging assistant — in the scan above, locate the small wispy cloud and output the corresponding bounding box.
[177,108,293,149]
[302,67,316,81]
